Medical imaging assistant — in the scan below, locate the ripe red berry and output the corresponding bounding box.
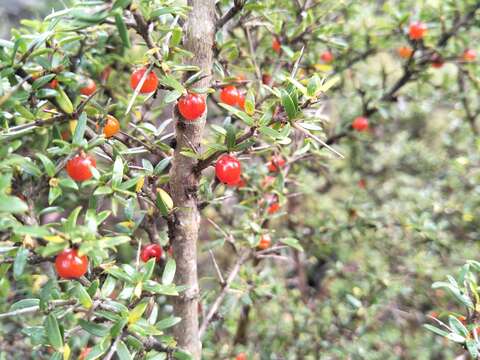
[267,155,286,172]
[234,177,246,188]
[267,202,280,214]
[430,54,444,68]
[101,66,112,82]
[55,248,88,279]
[103,115,120,138]
[215,155,241,186]
[140,244,163,262]
[79,347,92,360]
[178,92,206,121]
[219,85,240,106]
[257,234,271,250]
[66,154,96,182]
[238,93,246,110]
[358,179,366,189]
[80,78,97,96]
[397,46,413,59]
[462,49,476,62]
[272,37,281,54]
[321,51,334,63]
[409,22,427,40]
[236,353,247,360]
[352,116,369,132]
[49,79,58,89]
[130,67,159,94]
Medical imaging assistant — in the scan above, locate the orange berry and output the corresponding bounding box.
[103,115,120,138]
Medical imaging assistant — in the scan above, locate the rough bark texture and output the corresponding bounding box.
[168,1,215,358]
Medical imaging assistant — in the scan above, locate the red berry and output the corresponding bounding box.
[463,49,476,62]
[257,234,271,250]
[236,353,247,360]
[262,74,272,86]
[321,51,334,63]
[430,54,444,68]
[80,78,97,96]
[272,37,281,54]
[358,179,366,189]
[267,155,286,172]
[101,66,112,82]
[409,22,427,40]
[66,154,96,182]
[167,246,174,257]
[140,244,163,262]
[49,79,58,89]
[397,46,413,59]
[79,348,92,360]
[352,116,369,132]
[55,248,88,279]
[234,177,246,188]
[130,67,159,94]
[267,202,280,214]
[219,85,240,106]
[215,155,241,186]
[178,93,206,121]
[238,93,246,110]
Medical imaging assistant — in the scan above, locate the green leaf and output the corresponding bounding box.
[0,195,28,213]
[448,315,469,337]
[156,188,174,216]
[280,89,298,120]
[112,156,124,188]
[45,314,63,350]
[156,316,181,330]
[159,75,184,93]
[244,88,255,116]
[13,247,29,279]
[65,207,82,233]
[48,186,62,205]
[318,75,340,93]
[143,258,156,281]
[114,12,131,49]
[78,319,110,337]
[74,283,93,309]
[94,186,113,196]
[173,350,193,360]
[10,298,40,311]
[466,339,478,358]
[14,225,51,237]
[280,237,303,251]
[116,340,132,360]
[287,77,308,97]
[218,103,254,126]
[58,178,78,190]
[128,301,148,324]
[73,113,87,145]
[225,125,237,150]
[259,126,281,139]
[162,259,176,285]
[154,157,171,175]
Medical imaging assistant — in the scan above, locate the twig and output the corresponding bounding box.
[216,0,245,31]
[293,122,344,158]
[209,250,225,285]
[199,251,251,338]
[0,299,76,319]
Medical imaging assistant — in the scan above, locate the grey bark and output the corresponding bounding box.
[168,1,216,358]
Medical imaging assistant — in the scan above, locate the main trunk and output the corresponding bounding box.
[168,1,215,358]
